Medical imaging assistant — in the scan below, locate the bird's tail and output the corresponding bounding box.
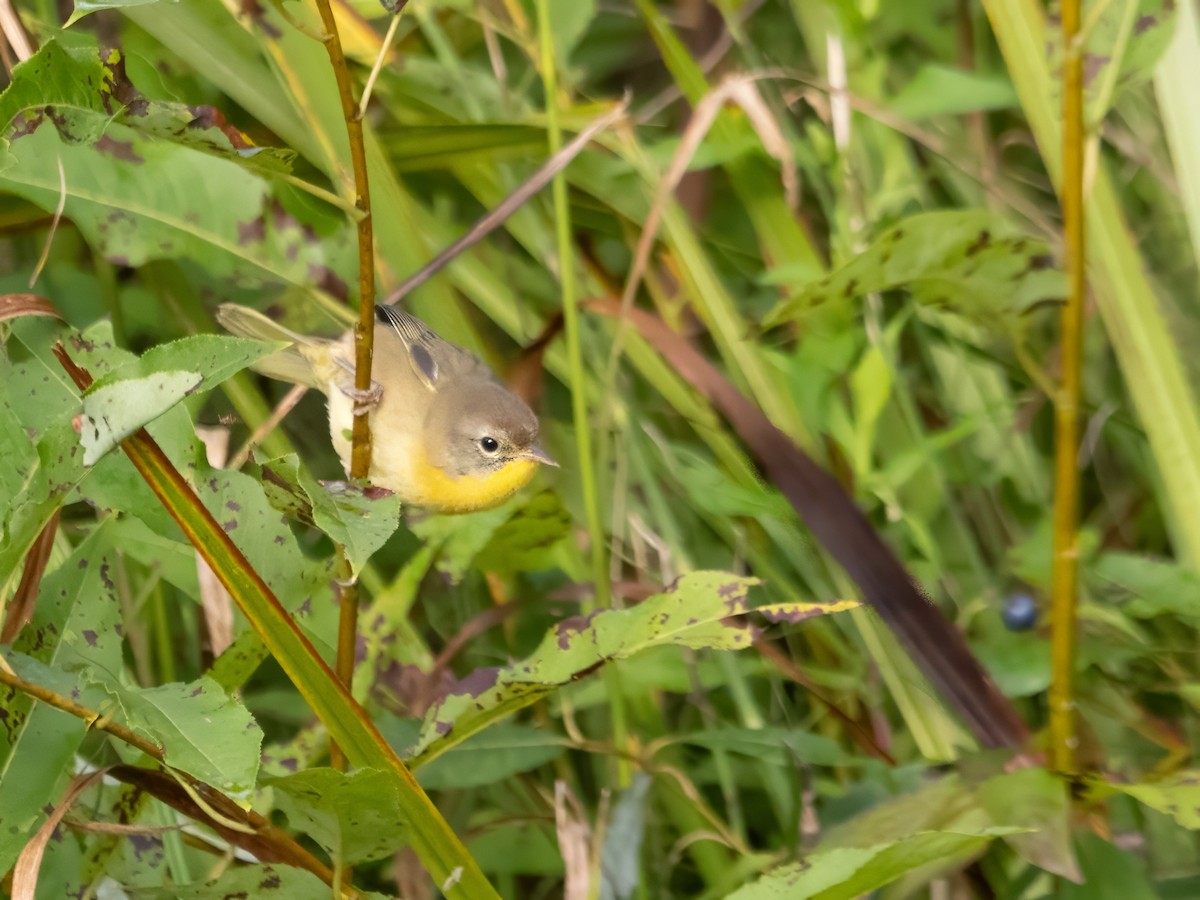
[215,304,326,390]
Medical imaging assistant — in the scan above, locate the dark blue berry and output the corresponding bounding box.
[1002,593,1039,632]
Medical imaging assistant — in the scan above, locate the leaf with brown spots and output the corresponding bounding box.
[0,524,121,873]
[0,41,295,174]
[153,863,332,900]
[407,573,856,766]
[1045,0,1177,122]
[1101,770,1200,830]
[251,454,400,578]
[79,370,202,466]
[763,210,1065,332]
[0,42,350,289]
[91,675,263,798]
[269,767,409,865]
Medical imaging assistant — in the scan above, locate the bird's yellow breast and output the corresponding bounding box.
[406,448,538,513]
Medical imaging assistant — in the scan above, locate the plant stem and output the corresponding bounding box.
[533,6,608,613]
[1050,0,1085,776]
[0,666,163,759]
[311,0,377,772]
[536,0,632,787]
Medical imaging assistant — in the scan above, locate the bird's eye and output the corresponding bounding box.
[479,436,500,453]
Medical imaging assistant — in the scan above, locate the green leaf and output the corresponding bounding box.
[157,863,332,900]
[302,478,400,580]
[383,124,552,172]
[410,501,518,582]
[976,768,1081,881]
[0,40,296,174]
[764,210,1065,330]
[550,0,597,59]
[849,341,892,476]
[890,64,1019,119]
[0,385,38,505]
[0,417,87,599]
[111,516,201,600]
[2,118,350,288]
[89,334,285,396]
[1057,832,1158,900]
[1105,771,1200,830]
[415,722,565,790]
[973,628,1052,698]
[1091,552,1200,620]
[468,819,565,877]
[0,321,116,592]
[731,776,1022,899]
[95,676,263,798]
[677,726,852,768]
[269,768,408,865]
[410,574,857,765]
[80,370,202,465]
[106,423,496,896]
[0,524,121,871]
[473,490,572,575]
[726,831,1003,900]
[255,454,400,578]
[2,654,261,801]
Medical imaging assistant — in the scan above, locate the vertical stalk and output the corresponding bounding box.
[311,0,376,773]
[533,3,607,613]
[1050,0,1085,776]
[536,0,631,784]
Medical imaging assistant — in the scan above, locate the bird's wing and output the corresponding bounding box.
[215,303,330,390]
[375,304,490,391]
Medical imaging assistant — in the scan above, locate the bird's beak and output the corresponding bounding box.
[523,445,559,467]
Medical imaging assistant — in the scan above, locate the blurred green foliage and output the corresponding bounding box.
[2,0,1200,897]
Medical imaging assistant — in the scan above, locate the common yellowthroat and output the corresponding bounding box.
[216,303,556,513]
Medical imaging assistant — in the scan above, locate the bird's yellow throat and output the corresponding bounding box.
[408,449,538,513]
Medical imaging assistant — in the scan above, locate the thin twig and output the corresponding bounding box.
[753,639,896,765]
[312,0,378,774]
[359,7,406,117]
[635,0,767,122]
[605,74,795,393]
[312,0,376,484]
[29,156,66,289]
[1049,0,1086,776]
[381,98,630,307]
[228,383,308,470]
[0,667,163,759]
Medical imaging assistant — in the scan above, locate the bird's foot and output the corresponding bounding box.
[340,381,383,416]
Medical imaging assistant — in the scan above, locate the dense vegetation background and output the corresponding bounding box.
[3,0,1200,897]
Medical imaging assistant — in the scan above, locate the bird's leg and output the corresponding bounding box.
[340,381,383,416]
[334,358,383,415]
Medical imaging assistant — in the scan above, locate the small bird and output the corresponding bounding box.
[216,303,556,513]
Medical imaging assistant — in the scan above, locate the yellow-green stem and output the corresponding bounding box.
[312,0,377,773]
[1050,0,1085,776]
[0,666,163,760]
[534,2,607,612]
[535,0,630,786]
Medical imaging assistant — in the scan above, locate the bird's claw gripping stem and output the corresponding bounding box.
[341,381,383,416]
